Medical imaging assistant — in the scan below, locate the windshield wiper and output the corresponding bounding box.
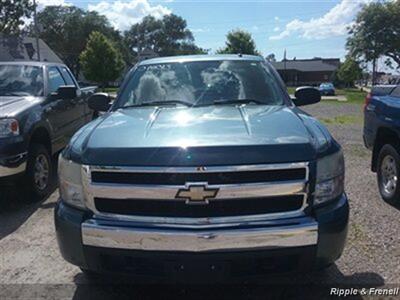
[122,100,193,108]
[0,91,31,97]
[212,99,264,105]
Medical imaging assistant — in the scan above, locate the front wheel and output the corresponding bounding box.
[377,144,400,203]
[25,143,53,201]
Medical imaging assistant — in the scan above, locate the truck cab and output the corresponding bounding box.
[55,55,348,281]
[364,84,400,203]
[0,61,96,199]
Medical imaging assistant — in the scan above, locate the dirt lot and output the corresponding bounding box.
[1,101,400,299]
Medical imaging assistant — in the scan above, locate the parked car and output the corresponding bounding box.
[364,84,400,203]
[319,82,335,96]
[0,61,96,199]
[55,55,348,282]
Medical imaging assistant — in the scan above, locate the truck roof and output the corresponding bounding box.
[138,54,265,66]
[0,61,65,67]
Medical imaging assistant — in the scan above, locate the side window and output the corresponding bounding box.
[391,86,400,98]
[60,67,76,86]
[48,67,66,93]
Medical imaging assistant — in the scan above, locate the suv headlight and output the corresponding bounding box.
[314,150,345,205]
[58,155,86,209]
[0,118,19,138]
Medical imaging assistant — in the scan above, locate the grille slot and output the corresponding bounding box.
[94,195,304,218]
[91,168,306,185]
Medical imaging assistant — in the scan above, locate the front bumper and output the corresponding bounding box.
[0,136,27,178]
[55,194,348,279]
[81,218,318,252]
[0,153,27,178]
[319,90,335,96]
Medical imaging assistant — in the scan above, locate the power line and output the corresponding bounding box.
[33,0,41,61]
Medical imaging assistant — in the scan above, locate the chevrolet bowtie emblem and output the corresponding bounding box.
[175,183,219,205]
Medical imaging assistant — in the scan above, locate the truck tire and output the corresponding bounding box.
[377,144,400,203]
[25,143,53,201]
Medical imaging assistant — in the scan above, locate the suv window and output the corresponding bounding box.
[48,67,66,93]
[60,67,76,86]
[391,86,400,98]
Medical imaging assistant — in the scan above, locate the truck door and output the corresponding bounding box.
[45,66,81,152]
[44,66,69,152]
[59,66,86,133]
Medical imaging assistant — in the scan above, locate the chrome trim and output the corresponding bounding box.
[88,162,309,174]
[0,162,26,177]
[81,218,318,252]
[90,208,308,226]
[87,180,307,200]
[81,162,310,225]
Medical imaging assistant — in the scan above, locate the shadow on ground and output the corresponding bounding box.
[69,265,385,300]
[0,158,58,240]
[382,197,400,212]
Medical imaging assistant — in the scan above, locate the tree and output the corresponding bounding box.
[337,57,362,87]
[80,32,124,88]
[34,6,126,76]
[0,0,35,35]
[266,53,276,62]
[380,1,400,69]
[124,14,206,59]
[217,30,259,55]
[347,1,400,84]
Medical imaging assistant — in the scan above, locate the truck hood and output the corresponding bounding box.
[0,96,42,117]
[68,105,334,166]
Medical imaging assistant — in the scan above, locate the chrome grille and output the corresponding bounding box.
[82,162,309,224]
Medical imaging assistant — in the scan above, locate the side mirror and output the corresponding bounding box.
[292,87,321,106]
[56,85,77,100]
[88,93,111,112]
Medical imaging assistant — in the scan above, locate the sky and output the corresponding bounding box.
[36,0,375,62]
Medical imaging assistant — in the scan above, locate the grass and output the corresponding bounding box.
[340,88,367,103]
[320,115,363,125]
[287,87,296,95]
[286,86,367,104]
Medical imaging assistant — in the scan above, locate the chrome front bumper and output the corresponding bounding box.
[81,218,318,252]
[0,162,26,177]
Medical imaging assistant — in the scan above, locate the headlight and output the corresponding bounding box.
[0,118,19,137]
[58,155,86,209]
[314,150,345,205]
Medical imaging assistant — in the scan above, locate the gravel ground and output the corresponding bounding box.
[1,101,400,299]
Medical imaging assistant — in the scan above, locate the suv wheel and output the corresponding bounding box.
[26,143,53,200]
[377,144,400,203]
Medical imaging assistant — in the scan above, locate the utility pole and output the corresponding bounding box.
[33,0,41,61]
[283,48,287,84]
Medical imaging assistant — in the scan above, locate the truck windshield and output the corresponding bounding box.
[118,60,283,108]
[0,65,44,97]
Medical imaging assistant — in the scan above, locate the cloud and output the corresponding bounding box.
[35,0,70,11]
[269,0,372,41]
[191,28,210,33]
[88,0,171,31]
[36,0,69,8]
[273,26,280,32]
